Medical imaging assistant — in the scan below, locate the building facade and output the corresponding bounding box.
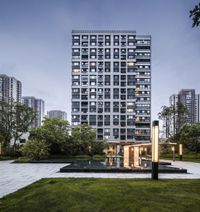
[22,96,45,128]
[169,94,178,135]
[47,110,67,121]
[0,74,22,103]
[71,30,151,144]
[195,94,200,123]
[178,89,196,124]
[169,89,200,136]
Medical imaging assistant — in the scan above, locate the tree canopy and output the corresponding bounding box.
[29,117,70,154]
[179,124,200,153]
[158,102,188,138]
[21,139,50,160]
[0,100,36,153]
[71,124,107,156]
[190,2,200,27]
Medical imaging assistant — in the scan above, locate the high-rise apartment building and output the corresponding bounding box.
[47,110,67,121]
[0,74,22,103]
[22,96,45,128]
[195,94,200,123]
[71,30,151,144]
[178,89,196,124]
[169,89,200,136]
[169,94,178,135]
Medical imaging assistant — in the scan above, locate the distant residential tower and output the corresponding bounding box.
[47,110,67,121]
[22,96,45,128]
[0,74,22,103]
[169,89,200,136]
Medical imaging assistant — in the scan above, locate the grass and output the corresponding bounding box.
[161,152,200,163]
[0,178,200,212]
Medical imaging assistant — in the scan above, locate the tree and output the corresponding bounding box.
[176,102,189,133]
[72,124,96,143]
[29,117,70,154]
[12,103,36,153]
[71,124,96,155]
[21,139,50,160]
[92,140,107,155]
[179,124,200,153]
[190,2,200,27]
[158,105,173,138]
[71,124,106,155]
[158,103,188,139]
[0,100,36,154]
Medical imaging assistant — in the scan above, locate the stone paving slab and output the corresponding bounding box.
[0,160,65,198]
[0,160,200,198]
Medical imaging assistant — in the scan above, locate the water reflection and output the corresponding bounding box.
[105,157,150,169]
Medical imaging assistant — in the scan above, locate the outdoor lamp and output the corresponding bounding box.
[152,120,159,180]
[172,146,175,162]
[144,147,147,159]
[179,144,183,161]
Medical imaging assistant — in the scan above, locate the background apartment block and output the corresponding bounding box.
[22,96,45,128]
[195,94,200,123]
[0,74,22,103]
[178,89,196,124]
[47,110,67,121]
[169,94,178,135]
[71,30,151,144]
[169,89,200,135]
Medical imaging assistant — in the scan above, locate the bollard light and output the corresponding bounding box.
[172,146,175,162]
[179,144,183,161]
[152,120,159,180]
[144,147,147,159]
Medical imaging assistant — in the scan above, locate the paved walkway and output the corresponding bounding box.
[0,160,65,198]
[0,160,200,198]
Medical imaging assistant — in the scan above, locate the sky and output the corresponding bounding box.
[0,0,200,123]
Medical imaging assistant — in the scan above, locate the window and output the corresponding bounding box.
[73,35,80,39]
[82,35,88,39]
[72,68,80,73]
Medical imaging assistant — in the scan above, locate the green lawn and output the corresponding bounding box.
[161,152,200,163]
[0,178,200,212]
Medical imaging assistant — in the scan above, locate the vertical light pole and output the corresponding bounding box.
[179,144,183,161]
[172,146,175,162]
[144,147,148,159]
[0,143,1,156]
[152,120,159,180]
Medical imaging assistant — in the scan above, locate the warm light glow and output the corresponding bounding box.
[152,124,155,161]
[134,147,140,167]
[171,146,175,152]
[128,62,134,66]
[179,144,183,155]
[135,117,140,122]
[124,146,129,168]
[131,147,134,151]
[152,121,159,162]
[73,68,80,73]
[154,126,159,162]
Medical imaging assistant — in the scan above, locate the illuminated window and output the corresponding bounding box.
[73,69,80,73]
[90,62,96,66]
[128,62,134,66]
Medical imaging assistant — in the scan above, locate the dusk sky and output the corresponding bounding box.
[0,0,200,123]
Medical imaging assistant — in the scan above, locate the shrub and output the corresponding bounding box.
[20,139,50,160]
[15,156,31,163]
